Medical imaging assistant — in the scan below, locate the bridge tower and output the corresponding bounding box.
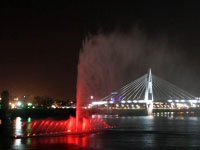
[144,68,154,115]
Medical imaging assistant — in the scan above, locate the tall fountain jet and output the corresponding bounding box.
[144,68,154,115]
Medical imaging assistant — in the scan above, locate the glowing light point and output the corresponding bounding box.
[27,103,33,108]
[28,117,31,123]
[121,100,126,103]
[51,105,56,109]
[17,101,22,106]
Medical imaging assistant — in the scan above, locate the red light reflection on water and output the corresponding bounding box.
[22,116,110,136]
[29,135,89,148]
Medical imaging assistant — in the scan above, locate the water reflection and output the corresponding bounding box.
[13,139,22,149]
[30,135,89,147]
[13,135,91,149]
[11,117,91,149]
[7,114,200,149]
[13,117,22,136]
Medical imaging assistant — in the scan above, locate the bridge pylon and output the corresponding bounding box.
[144,68,154,115]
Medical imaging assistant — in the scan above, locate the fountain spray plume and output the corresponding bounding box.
[76,28,149,130]
[75,26,184,130]
[15,26,184,138]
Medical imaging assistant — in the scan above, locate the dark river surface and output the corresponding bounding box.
[1,112,200,150]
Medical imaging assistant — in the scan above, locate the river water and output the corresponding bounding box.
[1,112,200,149]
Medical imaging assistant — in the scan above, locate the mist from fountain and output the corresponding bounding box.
[15,27,178,138]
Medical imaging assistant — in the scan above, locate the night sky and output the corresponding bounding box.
[1,1,200,100]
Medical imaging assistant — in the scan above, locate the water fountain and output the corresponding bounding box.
[13,28,167,138]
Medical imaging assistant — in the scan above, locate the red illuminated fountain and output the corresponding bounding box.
[13,104,111,138]
[13,36,116,138]
[16,116,110,138]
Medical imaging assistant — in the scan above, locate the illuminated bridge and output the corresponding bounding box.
[89,69,199,115]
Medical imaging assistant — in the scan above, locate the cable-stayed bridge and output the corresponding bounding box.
[90,69,198,115]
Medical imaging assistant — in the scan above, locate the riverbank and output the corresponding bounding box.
[1,108,200,119]
[0,108,76,119]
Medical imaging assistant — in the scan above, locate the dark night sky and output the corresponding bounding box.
[1,1,200,99]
